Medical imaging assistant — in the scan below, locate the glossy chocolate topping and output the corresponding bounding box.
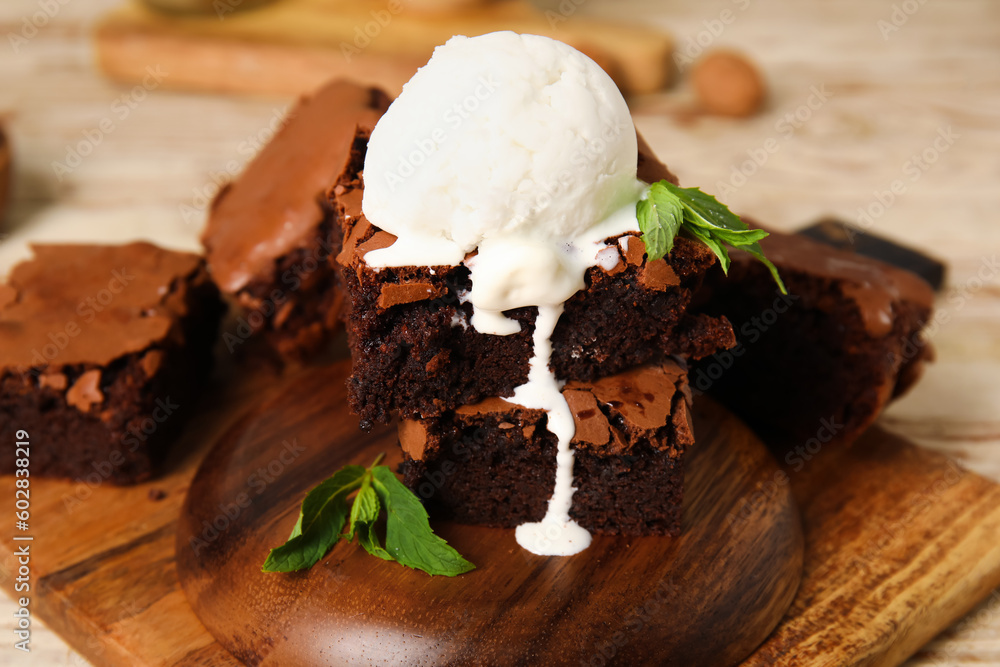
[0,243,204,369]
[738,226,935,338]
[203,81,390,294]
[400,360,691,460]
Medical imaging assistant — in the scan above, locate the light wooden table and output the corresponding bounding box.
[1,0,998,664]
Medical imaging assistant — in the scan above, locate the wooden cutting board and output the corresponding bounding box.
[174,363,803,667]
[2,354,1000,666]
[94,0,675,98]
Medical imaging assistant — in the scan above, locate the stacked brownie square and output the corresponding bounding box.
[331,132,736,536]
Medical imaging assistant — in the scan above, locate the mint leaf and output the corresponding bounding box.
[356,521,394,561]
[262,456,474,576]
[371,467,476,577]
[638,187,683,260]
[744,243,787,294]
[637,180,786,294]
[262,465,365,572]
[348,481,394,561]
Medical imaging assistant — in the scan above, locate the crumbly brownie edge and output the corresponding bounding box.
[694,258,932,445]
[0,264,224,484]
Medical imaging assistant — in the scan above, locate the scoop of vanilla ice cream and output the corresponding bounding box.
[362,31,643,334]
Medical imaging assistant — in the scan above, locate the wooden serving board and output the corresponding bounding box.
[94,0,674,99]
[2,354,1000,666]
[174,363,803,667]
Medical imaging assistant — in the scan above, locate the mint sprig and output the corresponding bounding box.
[262,454,475,577]
[637,180,787,294]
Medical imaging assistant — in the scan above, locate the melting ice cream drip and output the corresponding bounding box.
[512,304,592,556]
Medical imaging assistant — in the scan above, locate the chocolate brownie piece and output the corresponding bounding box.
[693,226,934,446]
[399,361,694,536]
[0,243,224,484]
[202,80,389,360]
[0,124,9,225]
[332,131,735,427]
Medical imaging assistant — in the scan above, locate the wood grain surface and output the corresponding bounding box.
[95,0,675,97]
[176,363,803,667]
[0,0,998,665]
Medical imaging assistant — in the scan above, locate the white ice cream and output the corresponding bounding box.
[363,31,643,332]
[361,32,647,556]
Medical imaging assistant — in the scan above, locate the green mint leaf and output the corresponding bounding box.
[637,180,786,294]
[347,481,394,560]
[743,243,788,294]
[636,198,662,259]
[356,521,395,561]
[639,183,684,261]
[662,182,746,231]
[371,466,476,577]
[262,464,366,572]
[262,456,474,576]
[685,224,732,274]
[347,477,376,541]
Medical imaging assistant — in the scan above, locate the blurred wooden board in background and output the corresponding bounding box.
[94,0,675,98]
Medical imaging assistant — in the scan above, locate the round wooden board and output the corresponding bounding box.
[176,361,803,667]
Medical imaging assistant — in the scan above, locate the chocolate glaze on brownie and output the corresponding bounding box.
[0,243,224,484]
[694,226,934,446]
[202,80,390,359]
[399,361,693,536]
[332,131,735,427]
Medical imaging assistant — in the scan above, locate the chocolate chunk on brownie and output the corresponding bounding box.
[202,80,390,360]
[693,226,934,446]
[399,361,694,536]
[0,243,224,484]
[332,131,735,426]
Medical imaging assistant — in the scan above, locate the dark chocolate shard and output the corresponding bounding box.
[797,218,946,291]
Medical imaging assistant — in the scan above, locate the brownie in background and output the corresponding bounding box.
[694,226,934,446]
[0,243,224,484]
[202,80,389,360]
